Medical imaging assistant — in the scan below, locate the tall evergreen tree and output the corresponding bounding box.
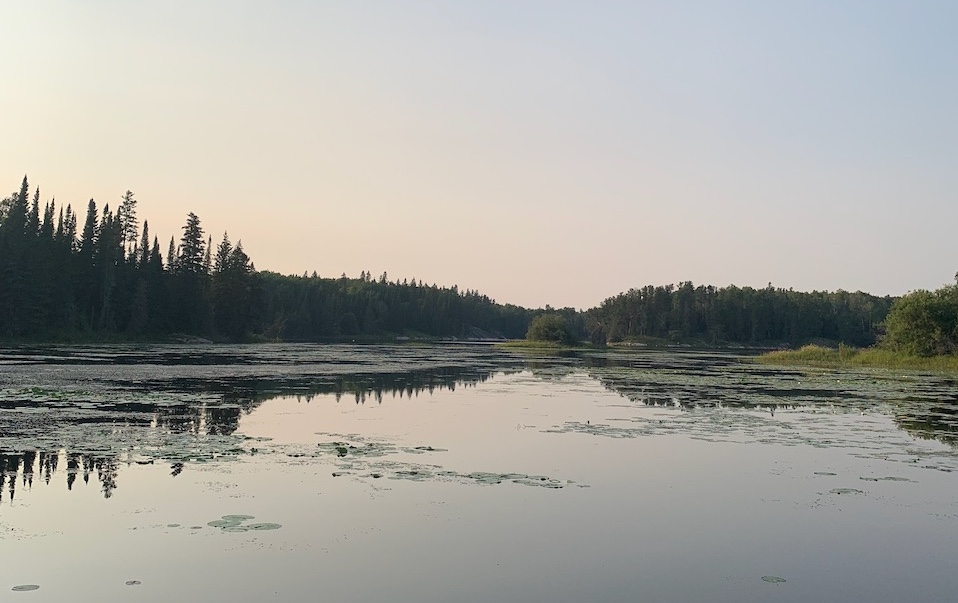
[203,235,212,275]
[117,190,138,256]
[177,212,205,274]
[26,187,40,237]
[79,200,98,260]
[212,232,256,339]
[170,213,211,334]
[41,199,55,239]
[55,206,64,241]
[167,237,177,273]
[62,204,77,251]
[0,177,30,335]
[139,221,151,268]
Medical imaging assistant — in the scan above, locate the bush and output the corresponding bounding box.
[882,287,958,356]
[526,313,576,345]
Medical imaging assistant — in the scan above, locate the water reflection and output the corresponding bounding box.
[0,451,119,502]
[2,345,958,503]
[0,359,510,499]
[895,405,958,447]
[572,349,958,449]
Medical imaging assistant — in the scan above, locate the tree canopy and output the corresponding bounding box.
[1,175,916,348]
[881,286,958,356]
[526,313,576,345]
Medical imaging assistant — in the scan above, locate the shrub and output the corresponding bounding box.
[526,313,576,345]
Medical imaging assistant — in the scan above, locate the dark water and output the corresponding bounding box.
[1,344,957,602]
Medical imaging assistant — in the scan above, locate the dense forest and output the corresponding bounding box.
[0,176,904,346]
[0,176,530,341]
[585,283,894,347]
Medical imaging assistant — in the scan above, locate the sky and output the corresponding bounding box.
[2,1,957,309]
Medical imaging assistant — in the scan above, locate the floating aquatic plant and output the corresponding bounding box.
[829,488,865,495]
[247,523,282,531]
[207,515,282,532]
[11,585,40,591]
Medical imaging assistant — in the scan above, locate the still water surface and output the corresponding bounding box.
[1,344,957,602]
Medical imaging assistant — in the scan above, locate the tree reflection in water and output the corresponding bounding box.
[3,346,957,504]
[0,366,504,501]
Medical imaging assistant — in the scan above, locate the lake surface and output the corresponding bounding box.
[1,343,957,602]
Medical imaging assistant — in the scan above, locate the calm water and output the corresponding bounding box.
[1,344,957,602]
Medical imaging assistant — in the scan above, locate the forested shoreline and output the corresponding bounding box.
[0,177,532,341]
[0,176,910,347]
[586,283,893,347]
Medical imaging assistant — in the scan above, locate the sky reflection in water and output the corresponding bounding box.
[1,344,957,602]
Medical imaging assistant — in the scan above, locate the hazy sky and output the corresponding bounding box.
[3,1,956,309]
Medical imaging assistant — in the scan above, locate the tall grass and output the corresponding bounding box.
[757,344,958,372]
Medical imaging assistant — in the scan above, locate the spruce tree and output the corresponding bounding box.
[177,213,205,274]
[79,200,98,260]
[167,237,177,273]
[117,190,138,255]
[139,221,150,268]
[0,177,30,335]
[26,187,40,237]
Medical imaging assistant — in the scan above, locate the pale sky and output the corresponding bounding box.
[3,1,956,309]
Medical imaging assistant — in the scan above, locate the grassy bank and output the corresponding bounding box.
[756,345,958,372]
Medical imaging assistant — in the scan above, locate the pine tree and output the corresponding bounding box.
[139,221,150,268]
[62,204,77,251]
[79,199,98,260]
[40,199,55,239]
[5,176,30,236]
[212,233,254,340]
[0,177,30,335]
[170,212,211,334]
[214,232,232,273]
[95,204,122,330]
[167,237,177,273]
[177,212,205,274]
[117,190,138,256]
[26,187,40,237]
[152,237,162,270]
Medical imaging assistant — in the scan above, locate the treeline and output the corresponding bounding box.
[1,176,901,346]
[257,271,530,340]
[584,282,894,346]
[0,176,530,341]
[0,176,257,339]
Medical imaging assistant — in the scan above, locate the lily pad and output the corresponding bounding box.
[761,575,786,583]
[207,514,280,532]
[125,580,142,586]
[11,585,40,591]
[829,488,865,495]
[247,522,282,531]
